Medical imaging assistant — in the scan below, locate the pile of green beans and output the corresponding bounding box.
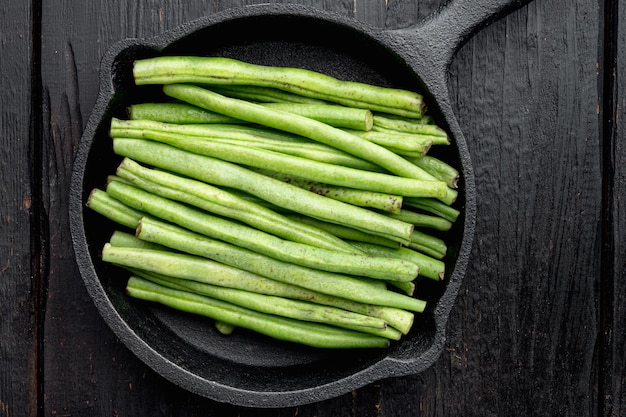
[86,56,462,349]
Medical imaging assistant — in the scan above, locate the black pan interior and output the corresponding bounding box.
[78,12,466,396]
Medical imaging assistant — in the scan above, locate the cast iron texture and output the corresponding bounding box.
[70,0,529,408]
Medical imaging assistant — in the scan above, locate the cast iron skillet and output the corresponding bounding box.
[70,0,530,408]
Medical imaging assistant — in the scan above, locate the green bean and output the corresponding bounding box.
[135,267,388,329]
[112,117,303,142]
[106,174,131,186]
[132,100,375,131]
[112,118,382,171]
[112,138,414,244]
[387,280,416,296]
[160,84,448,185]
[106,180,419,281]
[208,84,329,104]
[286,214,401,249]
[409,230,448,259]
[234,139,381,171]
[345,129,435,154]
[379,148,426,159]
[386,209,453,232]
[104,243,288,292]
[406,155,459,188]
[110,220,426,313]
[349,241,445,281]
[214,321,237,335]
[86,188,143,228]
[115,158,359,254]
[254,169,403,213]
[125,276,390,349]
[403,197,461,223]
[132,269,408,339]
[261,103,373,131]
[133,56,425,118]
[112,119,447,198]
[108,230,166,251]
[128,102,243,124]
[373,113,447,137]
[117,218,416,333]
[409,242,445,260]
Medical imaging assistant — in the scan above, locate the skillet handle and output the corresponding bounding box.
[389,0,532,74]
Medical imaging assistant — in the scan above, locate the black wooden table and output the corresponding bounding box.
[2,0,624,415]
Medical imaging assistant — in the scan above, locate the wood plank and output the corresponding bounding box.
[39,0,605,416]
[439,0,600,415]
[0,2,38,417]
[376,0,603,415]
[604,0,625,414]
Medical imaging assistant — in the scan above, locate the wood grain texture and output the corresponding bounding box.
[354,2,603,416]
[604,0,625,414]
[32,0,619,416]
[443,0,601,415]
[0,3,38,417]
[369,4,602,416]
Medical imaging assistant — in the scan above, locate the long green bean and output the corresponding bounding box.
[286,214,401,249]
[386,209,453,232]
[105,180,419,281]
[403,197,461,223]
[132,100,369,130]
[261,102,373,131]
[128,102,243,124]
[132,269,406,340]
[112,117,303,142]
[254,169,403,213]
[112,138,415,244]
[112,219,416,333]
[133,56,425,118]
[109,230,166,251]
[387,280,416,296]
[112,118,382,171]
[207,84,331,105]
[115,158,359,254]
[109,220,426,313]
[406,155,459,188]
[86,188,143,228]
[126,276,390,349]
[163,84,457,204]
[104,243,287,292]
[349,241,445,281]
[409,230,448,259]
[132,267,388,329]
[372,113,447,137]
[111,126,447,198]
[345,129,435,154]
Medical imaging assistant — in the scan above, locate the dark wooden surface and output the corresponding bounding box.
[1,0,623,415]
